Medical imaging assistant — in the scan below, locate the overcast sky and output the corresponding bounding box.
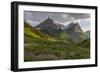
[24,11,90,31]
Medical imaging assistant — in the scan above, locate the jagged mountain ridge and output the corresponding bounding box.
[66,22,83,32]
[65,22,86,42]
[35,17,64,30]
[34,17,87,42]
[35,17,83,32]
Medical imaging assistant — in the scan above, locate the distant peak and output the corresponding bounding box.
[46,17,53,21]
[66,22,83,32]
[35,17,63,30]
[47,17,50,20]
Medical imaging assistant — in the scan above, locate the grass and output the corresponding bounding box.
[24,37,90,61]
[24,22,90,62]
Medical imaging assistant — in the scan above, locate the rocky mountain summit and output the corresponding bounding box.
[34,17,87,42]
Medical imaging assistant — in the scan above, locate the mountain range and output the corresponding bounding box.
[35,17,63,30]
[34,17,89,43]
[24,17,90,61]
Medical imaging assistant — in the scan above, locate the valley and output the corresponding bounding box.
[24,17,90,62]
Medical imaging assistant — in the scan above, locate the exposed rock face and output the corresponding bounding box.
[35,17,86,42]
[66,22,83,32]
[35,17,62,30]
[66,22,86,42]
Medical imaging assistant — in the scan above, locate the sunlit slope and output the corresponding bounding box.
[24,22,56,43]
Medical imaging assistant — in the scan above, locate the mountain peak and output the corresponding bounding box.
[35,17,62,30]
[65,22,86,42]
[66,22,83,32]
[44,17,53,22]
[47,17,53,20]
[74,23,83,32]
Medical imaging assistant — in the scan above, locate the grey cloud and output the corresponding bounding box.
[24,11,90,23]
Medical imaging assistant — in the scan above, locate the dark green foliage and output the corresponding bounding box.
[78,39,90,48]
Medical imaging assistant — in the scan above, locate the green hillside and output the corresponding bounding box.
[78,39,90,48]
[24,22,90,62]
[40,29,74,44]
[24,22,56,43]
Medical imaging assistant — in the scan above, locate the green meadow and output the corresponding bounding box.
[24,22,90,62]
